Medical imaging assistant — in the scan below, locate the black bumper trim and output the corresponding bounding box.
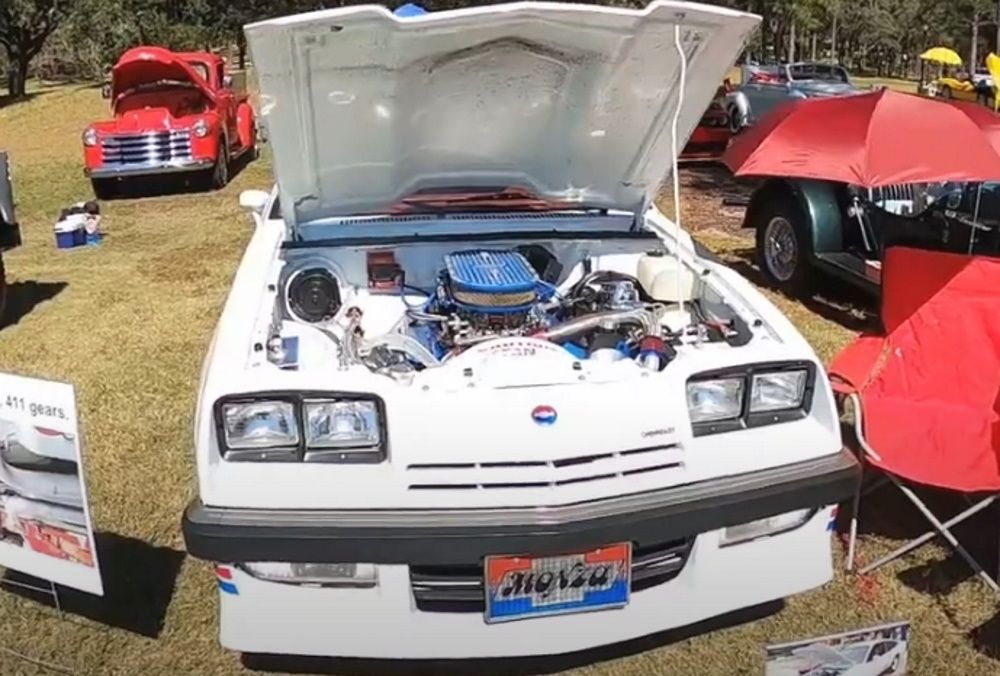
[182,449,859,565]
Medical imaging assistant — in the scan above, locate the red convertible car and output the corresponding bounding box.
[679,82,732,163]
[82,47,258,199]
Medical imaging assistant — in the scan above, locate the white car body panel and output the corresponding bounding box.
[184,0,858,661]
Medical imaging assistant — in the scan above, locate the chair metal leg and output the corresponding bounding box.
[847,457,864,572]
[859,479,1000,593]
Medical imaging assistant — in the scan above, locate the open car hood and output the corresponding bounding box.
[244,1,759,226]
[111,46,217,106]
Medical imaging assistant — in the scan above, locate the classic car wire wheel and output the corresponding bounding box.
[764,217,798,282]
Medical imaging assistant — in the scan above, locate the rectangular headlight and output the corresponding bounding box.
[686,377,744,423]
[750,370,807,413]
[304,399,383,462]
[719,508,816,547]
[222,401,299,451]
[241,562,378,588]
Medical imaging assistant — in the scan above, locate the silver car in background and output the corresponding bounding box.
[726,62,861,133]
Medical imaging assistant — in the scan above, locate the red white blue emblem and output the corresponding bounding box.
[531,405,557,426]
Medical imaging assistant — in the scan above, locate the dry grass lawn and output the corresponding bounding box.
[0,84,998,675]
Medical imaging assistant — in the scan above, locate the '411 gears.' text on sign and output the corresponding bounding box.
[2,394,68,420]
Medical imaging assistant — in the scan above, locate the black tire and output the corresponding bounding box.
[91,178,118,200]
[208,137,231,190]
[0,253,6,326]
[889,655,900,673]
[753,193,813,294]
[728,104,747,134]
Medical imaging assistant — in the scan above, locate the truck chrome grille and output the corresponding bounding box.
[405,444,684,491]
[99,130,193,167]
[410,536,695,613]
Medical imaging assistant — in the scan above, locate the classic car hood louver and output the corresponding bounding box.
[244,1,759,227]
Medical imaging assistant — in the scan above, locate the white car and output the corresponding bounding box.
[181,0,859,660]
[0,419,85,531]
[778,641,906,676]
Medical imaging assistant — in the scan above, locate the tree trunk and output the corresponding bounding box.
[237,31,247,69]
[996,0,1000,53]
[5,51,29,99]
[811,32,818,61]
[830,12,838,62]
[788,19,796,62]
[972,11,980,74]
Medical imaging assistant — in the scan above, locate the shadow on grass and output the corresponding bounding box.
[0,92,43,110]
[680,164,758,200]
[96,149,259,202]
[240,600,783,675]
[0,281,68,330]
[721,246,879,333]
[0,531,185,638]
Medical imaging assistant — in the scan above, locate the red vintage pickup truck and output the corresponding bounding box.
[82,46,258,199]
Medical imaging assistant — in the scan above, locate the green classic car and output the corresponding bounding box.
[742,178,998,294]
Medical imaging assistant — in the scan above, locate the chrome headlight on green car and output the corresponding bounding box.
[686,362,815,436]
[216,393,386,463]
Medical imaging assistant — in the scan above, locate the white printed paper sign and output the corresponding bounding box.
[0,372,103,596]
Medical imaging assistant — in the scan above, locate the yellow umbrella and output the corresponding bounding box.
[987,52,1000,111]
[920,46,963,65]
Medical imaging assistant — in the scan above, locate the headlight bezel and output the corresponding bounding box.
[213,391,388,464]
[82,128,98,147]
[192,119,211,138]
[686,361,816,437]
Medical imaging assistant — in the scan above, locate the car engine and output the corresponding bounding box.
[277,245,751,379]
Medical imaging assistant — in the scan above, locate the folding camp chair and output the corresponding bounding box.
[829,246,1000,593]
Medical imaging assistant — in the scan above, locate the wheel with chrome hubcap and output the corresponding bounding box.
[754,195,812,293]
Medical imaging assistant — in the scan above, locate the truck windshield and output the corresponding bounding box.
[1,439,78,475]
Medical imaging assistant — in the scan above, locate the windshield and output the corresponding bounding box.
[839,645,870,663]
[789,64,849,84]
[1,438,78,475]
[187,62,209,82]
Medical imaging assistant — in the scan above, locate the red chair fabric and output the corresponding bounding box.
[830,247,1000,491]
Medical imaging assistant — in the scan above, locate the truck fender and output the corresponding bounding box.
[743,178,843,256]
[235,102,256,153]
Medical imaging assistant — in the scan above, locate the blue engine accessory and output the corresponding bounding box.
[443,250,540,314]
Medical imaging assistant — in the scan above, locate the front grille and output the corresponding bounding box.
[410,536,696,613]
[99,130,193,167]
[406,444,684,491]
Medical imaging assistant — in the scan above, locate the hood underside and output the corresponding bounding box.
[112,46,216,106]
[244,1,759,226]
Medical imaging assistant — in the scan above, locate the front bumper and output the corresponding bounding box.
[84,158,213,179]
[183,450,859,565]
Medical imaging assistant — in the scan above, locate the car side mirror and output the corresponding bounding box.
[239,189,269,216]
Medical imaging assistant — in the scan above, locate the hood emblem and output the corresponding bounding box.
[531,405,557,426]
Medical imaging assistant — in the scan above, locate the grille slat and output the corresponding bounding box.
[99,130,194,167]
[410,537,695,613]
[406,444,684,491]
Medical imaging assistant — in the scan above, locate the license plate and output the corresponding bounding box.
[484,543,631,623]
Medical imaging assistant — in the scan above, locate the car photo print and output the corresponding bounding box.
[181,0,860,661]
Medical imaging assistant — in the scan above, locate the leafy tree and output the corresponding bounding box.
[0,0,75,97]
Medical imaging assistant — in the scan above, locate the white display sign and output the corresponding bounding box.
[0,372,103,596]
[766,621,910,675]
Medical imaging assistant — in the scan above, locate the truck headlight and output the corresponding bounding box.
[221,401,299,461]
[82,128,98,147]
[750,369,807,412]
[304,399,383,462]
[192,119,210,138]
[240,562,377,588]
[687,362,816,436]
[686,378,744,423]
[719,508,816,547]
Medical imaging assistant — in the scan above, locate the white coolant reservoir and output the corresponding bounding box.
[637,251,697,303]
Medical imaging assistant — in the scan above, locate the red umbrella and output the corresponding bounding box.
[722,88,1000,188]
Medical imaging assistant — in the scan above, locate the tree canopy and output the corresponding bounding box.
[3,0,1000,97]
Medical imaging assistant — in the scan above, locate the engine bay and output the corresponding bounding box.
[266,242,753,381]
